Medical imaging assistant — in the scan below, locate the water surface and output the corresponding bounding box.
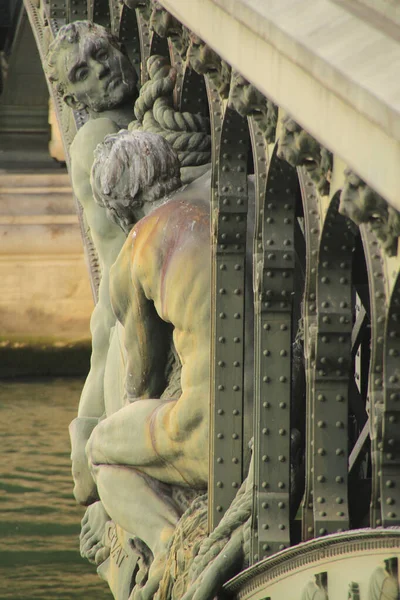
[0,378,112,599]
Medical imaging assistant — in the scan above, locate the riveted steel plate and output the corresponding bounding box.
[209,104,249,530]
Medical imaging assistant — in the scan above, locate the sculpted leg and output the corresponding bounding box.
[87,457,181,556]
[87,460,181,599]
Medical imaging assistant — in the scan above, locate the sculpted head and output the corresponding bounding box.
[91,130,181,233]
[46,21,137,113]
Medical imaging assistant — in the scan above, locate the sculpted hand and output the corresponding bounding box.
[69,417,100,505]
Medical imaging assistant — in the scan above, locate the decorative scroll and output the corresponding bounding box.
[340,170,400,257]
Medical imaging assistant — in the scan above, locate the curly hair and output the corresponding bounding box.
[91,130,181,214]
[46,21,122,98]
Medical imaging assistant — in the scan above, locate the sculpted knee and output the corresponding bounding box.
[85,423,102,470]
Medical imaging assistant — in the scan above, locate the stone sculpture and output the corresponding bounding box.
[186,32,231,98]
[339,169,400,256]
[278,115,332,196]
[79,129,211,598]
[46,21,139,507]
[228,69,277,144]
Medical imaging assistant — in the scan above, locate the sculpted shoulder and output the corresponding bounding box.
[70,117,120,174]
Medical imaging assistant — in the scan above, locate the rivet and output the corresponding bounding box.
[318,448,326,456]
[263,350,270,356]
[217,481,223,488]
[233,385,240,391]
[336,448,344,456]
[217,457,223,463]
[262,524,269,530]
[319,511,327,517]
[278,455,286,462]
[218,385,224,391]
[219,288,226,295]
[262,545,270,552]
[280,324,288,331]
[317,497,325,503]
[387,497,395,505]
[340,277,348,284]
[317,475,325,482]
[279,524,285,530]
[217,408,224,415]
[278,481,285,489]
[232,433,239,440]
[234,289,241,295]
[233,409,239,415]
[386,480,394,488]
[337,511,344,517]
[279,429,286,435]
[279,376,287,383]
[336,395,344,402]
[280,350,287,357]
[279,402,287,408]
[218,336,225,343]
[262,428,269,435]
[262,501,268,508]
[217,505,223,512]
[217,433,224,439]
[336,497,343,504]
[263,324,270,330]
[317,420,325,428]
[262,455,269,462]
[262,481,268,488]
[336,421,344,428]
[319,528,327,535]
[234,264,241,270]
[388,512,397,518]
[340,302,348,308]
[317,394,325,402]
[263,377,270,384]
[218,361,225,367]
[232,482,239,488]
[234,313,240,319]
[232,457,239,464]
[278,501,285,509]
[322,316,330,323]
[321,277,329,284]
[233,337,240,343]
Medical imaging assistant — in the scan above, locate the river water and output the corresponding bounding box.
[0,378,112,599]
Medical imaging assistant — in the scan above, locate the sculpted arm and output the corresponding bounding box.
[69,118,127,503]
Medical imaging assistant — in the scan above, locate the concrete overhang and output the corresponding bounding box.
[159,0,400,210]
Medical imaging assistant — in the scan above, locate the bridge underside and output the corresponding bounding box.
[10,0,400,597]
